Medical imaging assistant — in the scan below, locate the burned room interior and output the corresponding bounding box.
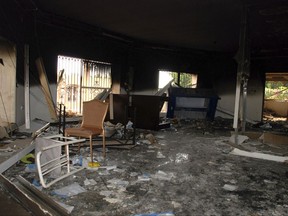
[1,0,288,215]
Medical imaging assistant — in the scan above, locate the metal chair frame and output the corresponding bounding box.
[36,134,85,188]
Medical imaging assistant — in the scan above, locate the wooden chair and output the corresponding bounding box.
[65,99,109,165]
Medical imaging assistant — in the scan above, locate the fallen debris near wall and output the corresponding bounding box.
[0,138,35,174]
[263,132,288,146]
[230,148,288,162]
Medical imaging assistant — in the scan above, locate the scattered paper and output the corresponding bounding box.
[53,183,86,198]
[134,212,175,216]
[100,190,113,197]
[175,153,189,163]
[107,178,129,189]
[137,173,151,181]
[157,152,166,159]
[101,165,117,171]
[152,171,175,181]
[84,178,97,186]
[104,197,122,203]
[223,184,238,191]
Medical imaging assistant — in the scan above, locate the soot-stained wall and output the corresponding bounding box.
[2,1,268,125]
[29,21,238,122]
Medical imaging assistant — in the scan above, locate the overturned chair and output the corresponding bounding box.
[65,99,109,166]
[36,134,86,188]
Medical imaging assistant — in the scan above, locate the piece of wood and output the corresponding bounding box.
[35,57,57,120]
[155,79,173,96]
[17,176,70,215]
[0,174,69,216]
[24,44,30,129]
[263,132,288,145]
[0,126,9,139]
[109,93,114,120]
[230,148,288,162]
[0,138,35,173]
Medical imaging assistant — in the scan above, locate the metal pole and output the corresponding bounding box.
[242,78,248,132]
[233,5,250,140]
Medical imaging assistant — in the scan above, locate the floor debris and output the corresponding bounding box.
[223,184,238,191]
[152,170,175,181]
[134,212,175,216]
[55,201,74,214]
[52,182,87,198]
[229,134,249,144]
[175,153,189,163]
[0,138,35,173]
[230,148,288,162]
[84,178,97,186]
[2,118,288,215]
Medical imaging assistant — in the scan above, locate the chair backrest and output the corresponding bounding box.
[81,99,109,129]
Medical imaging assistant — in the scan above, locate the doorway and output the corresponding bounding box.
[263,72,288,121]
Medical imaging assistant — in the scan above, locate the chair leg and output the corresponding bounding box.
[90,136,93,163]
[103,132,106,158]
[78,136,81,153]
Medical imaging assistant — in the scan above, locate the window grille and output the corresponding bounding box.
[57,55,111,114]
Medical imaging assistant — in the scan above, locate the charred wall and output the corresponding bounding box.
[1,1,269,124]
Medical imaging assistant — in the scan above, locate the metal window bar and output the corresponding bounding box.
[57,56,111,114]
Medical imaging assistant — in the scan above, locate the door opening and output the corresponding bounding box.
[264,72,288,121]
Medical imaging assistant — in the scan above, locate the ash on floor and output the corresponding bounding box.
[3,119,288,216]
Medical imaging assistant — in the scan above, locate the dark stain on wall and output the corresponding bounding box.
[3,0,287,94]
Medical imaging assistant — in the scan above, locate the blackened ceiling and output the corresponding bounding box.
[12,0,288,57]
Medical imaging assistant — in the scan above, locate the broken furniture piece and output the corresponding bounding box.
[0,174,71,216]
[58,103,66,136]
[65,99,109,164]
[35,57,58,120]
[94,88,111,101]
[110,94,168,130]
[0,138,35,174]
[109,107,136,146]
[167,87,219,120]
[36,134,86,188]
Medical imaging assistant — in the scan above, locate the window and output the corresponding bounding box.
[158,70,197,89]
[264,72,288,121]
[57,55,111,114]
[158,70,197,116]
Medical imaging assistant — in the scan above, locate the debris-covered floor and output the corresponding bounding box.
[2,118,288,216]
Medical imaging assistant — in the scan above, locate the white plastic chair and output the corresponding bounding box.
[36,134,86,188]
